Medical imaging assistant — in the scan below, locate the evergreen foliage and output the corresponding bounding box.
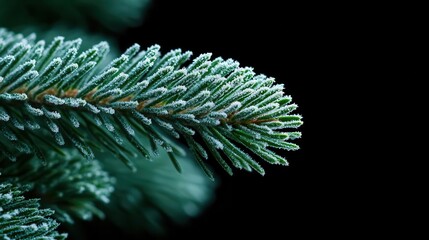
[0,183,66,240]
[0,150,115,224]
[100,143,215,234]
[0,28,302,180]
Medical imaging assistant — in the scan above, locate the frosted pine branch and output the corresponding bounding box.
[0,150,115,223]
[0,183,67,240]
[0,28,302,178]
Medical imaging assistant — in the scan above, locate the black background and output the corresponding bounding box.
[91,0,349,239]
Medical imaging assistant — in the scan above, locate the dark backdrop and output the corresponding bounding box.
[90,1,341,239]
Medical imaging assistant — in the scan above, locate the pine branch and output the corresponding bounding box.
[0,150,115,224]
[0,183,67,239]
[0,28,302,178]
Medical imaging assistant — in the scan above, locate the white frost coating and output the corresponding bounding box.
[249,124,274,135]
[22,223,38,231]
[232,106,258,121]
[30,40,45,57]
[237,79,258,90]
[108,101,138,109]
[146,66,174,83]
[210,82,231,100]
[0,93,28,101]
[64,97,86,107]
[68,112,80,128]
[24,103,44,116]
[208,112,227,119]
[236,88,255,98]
[247,103,279,119]
[78,67,119,97]
[154,118,174,131]
[187,102,215,115]
[117,115,135,135]
[288,132,302,140]
[182,75,218,99]
[131,110,151,125]
[114,80,148,100]
[0,108,10,121]
[44,94,65,105]
[1,213,12,220]
[97,88,123,101]
[142,107,168,116]
[93,115,103,126]
[39,222,49,231]
[201,131,224,150]
[280,120,302,129]
[173,113,199,124]
[35,63,79,95]
[240,86,270,106]
[54,132,65,145]
[123,43,140,57]
[200,117,220,126]
[185,90,210,107]
[0,55,16,66]
[42,108,61,119]
[84,103,101,114]
[100,114,115,132]
[25,119,40,130]
[187,53,212,72]
[136,87,167,100]
[99,106,115,114]
[265,104,298,118]
[256,91,283,107]
[2,192,12,200]
[93,73,128,98]
[174,123,195,135]
[160,100,186,110]
[69,136,94,159]
[223,101,241,114]
[211,59,239,77]
[46,120,59,133]
[16,142,31,153]
[42,57,62,76]
[11,117,24,130]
